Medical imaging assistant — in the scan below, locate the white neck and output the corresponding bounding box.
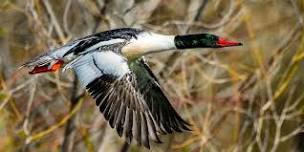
[121,32,176,59]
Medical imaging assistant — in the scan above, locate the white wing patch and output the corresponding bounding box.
[71,54,103,87]
[92,51,130,77]
[71,51,130,87]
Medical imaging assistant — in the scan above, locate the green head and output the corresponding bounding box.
[174,33,242,49]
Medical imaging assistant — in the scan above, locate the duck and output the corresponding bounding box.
[21,28,242,149]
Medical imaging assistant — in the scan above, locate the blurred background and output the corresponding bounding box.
[1,0,304,152]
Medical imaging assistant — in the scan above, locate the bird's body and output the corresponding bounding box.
[22,28,242,149]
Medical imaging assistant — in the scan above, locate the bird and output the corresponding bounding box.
[21,28,242,149]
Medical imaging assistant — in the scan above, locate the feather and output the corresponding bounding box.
[124,108,133,144]
[141,112,150,149]
[79,54,190,149]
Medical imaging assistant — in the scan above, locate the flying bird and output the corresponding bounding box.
[21,28,242,149]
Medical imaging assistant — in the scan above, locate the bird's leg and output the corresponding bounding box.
[29,60,64,74]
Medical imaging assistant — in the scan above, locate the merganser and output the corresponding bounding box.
[21,28,242,149]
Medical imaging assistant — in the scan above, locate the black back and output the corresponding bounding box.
[64,28,144,56]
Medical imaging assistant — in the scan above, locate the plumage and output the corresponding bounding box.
[82,59,192,147]
[22,28,242,149]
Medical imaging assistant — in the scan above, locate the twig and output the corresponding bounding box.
[61,1,109,151]
[63,0,72,36]
[61,74,80,152]
[238,23,302,94]
[91,0,110,33]
[25,96,84,144]
[120,142,130,152]
[42,0,66,42]
[159,0,208,78]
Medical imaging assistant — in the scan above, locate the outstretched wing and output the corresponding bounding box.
[129,58,191,134]
[71,51,190,149]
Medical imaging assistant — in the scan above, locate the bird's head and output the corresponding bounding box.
[174,33,242,49]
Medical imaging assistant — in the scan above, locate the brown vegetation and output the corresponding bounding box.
[0,0,304,152]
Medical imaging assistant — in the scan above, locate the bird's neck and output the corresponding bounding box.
[121,32,176,59]
[121,32,218,60]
